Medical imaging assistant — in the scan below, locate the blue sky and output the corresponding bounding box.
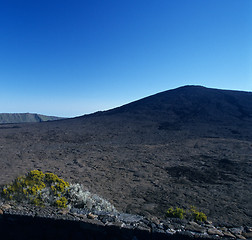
[0,0,251,117]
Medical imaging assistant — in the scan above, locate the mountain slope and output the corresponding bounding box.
[0,113,63,124]
[94,85,252,125]
[81,85,252,142]
[0,86,251,226]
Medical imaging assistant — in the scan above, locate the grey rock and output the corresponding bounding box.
[148,216,160,225]
[70,207,89,215]
[165,229,176,235]
[219,227,228,232]
[223,231,236,238]
[141,218,151,226]
[136,224,151,232]
[194,232,213,239]
[120,223,134,230]
[0,203,11,210]
[185,221,206,233]
[207,228,224,236]
[152,228,166,234]
[229,227,244,235]
[99,214,116,224]
[106,221,124,228]
[150,222,157,230]
[117,213,143,224]
[157,223,164,230]
[235,234,246,239]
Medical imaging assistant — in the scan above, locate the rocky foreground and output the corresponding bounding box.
[0,200,251,240]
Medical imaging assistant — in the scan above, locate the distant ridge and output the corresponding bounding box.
[0,113,63,124]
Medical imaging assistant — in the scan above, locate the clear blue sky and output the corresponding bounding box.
[0,0,251,117]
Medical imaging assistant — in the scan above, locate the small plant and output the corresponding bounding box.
[66,183,117,212]
[189,206,207,222]
[166,206,207,222]
[166,207,185,219]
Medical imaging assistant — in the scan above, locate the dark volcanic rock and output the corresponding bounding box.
[1,200,251,240]
[0,86,251,226]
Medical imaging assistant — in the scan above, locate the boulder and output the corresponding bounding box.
[207,228,224,236]
[185,221,206,233]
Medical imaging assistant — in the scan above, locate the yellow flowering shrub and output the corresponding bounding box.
[0,170,70,208]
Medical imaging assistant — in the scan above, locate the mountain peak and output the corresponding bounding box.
[90,86,252,127]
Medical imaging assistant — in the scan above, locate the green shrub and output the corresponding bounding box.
[166,206,207,222]
[189,206,207,222]
[166,207,185,219]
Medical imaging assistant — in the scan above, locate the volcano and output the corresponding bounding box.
[0,85,251,226]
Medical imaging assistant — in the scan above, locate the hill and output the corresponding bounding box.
[97,85,252,131]
[0,85,251,226]
[0,113,63,124]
